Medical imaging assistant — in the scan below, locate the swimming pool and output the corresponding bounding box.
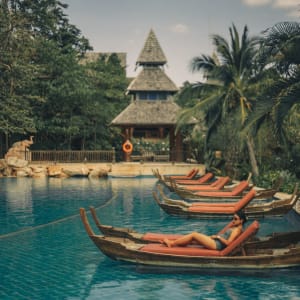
[0,177,299,299]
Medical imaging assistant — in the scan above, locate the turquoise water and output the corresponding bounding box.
[0,177,299,300]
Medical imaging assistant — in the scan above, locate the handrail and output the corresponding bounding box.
[26,149,116,163]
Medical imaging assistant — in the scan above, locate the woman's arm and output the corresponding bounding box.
[213,228,241,246]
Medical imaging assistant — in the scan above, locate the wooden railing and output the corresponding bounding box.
[26,150,116,163]
[23,149,193,163]
[131,150,170,162]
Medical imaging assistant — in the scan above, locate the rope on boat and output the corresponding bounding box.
[0,191,118,240]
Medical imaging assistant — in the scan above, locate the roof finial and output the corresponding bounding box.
[136,29,167,68]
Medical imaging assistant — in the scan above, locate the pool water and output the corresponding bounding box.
[0,177,299,300]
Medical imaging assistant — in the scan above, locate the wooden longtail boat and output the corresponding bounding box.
[152,168,200,184]
[171,172,215,185]
[88,206,300,249]
[172,182,278,202]
[153,184,299,219]
[174,176,232,191]
[162,175,231,192]
[164,168,199,181]
[80,208,300,270]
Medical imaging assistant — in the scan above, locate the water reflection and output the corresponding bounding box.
[0,177,114,235]
[83,260,300,300]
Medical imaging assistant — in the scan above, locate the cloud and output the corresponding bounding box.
[273,0,300,8]
[242,0,300,18]
[242,0,271,6]
[273,0,300,18]
[170,23,189,34]
[288,10,300,17]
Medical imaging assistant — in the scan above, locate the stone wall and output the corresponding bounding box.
[0,159,110,178]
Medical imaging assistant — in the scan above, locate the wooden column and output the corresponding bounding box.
[175,132,183,162]
[169,127,176,161]
[159,127,164,138]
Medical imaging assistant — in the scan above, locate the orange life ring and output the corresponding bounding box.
[122,140,133,153]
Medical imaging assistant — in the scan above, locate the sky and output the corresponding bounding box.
[63,0,299,87]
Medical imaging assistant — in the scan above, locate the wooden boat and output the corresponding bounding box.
[171,172,215,185]
[152,168,199,183]
[172,181,278,202]
[164,168,199,181]
[153,184,299,219]
[88,206,300,249]
[174,176,231,190]
[80,208,300,270]
[162,175,231,192]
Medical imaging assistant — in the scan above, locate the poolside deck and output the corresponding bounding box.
[108,162,206,177]
[28,161,206,178]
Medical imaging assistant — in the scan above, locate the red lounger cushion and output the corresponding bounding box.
[175,173,214,184]
[142,233,182,242]
[194,181,249,197]
[170,168,198,180]
[140,221,260,257]
[183,177,230,191]
[188,189,256,213]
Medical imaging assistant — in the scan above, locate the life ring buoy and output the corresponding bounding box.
[122,140,133,153]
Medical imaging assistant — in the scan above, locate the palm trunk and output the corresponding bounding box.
[246,135,259,178]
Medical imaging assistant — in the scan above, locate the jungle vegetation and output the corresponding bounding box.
[176,22,300,187]
[0,1,299,187]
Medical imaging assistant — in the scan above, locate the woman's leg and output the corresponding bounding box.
[164,232,217,249]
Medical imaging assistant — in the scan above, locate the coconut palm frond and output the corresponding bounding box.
[242,97,274,135]
[261,21,300,73]
[211,34,233,66]
[263,22,300,44]
[190,55,216,74]
[272,81,300,140]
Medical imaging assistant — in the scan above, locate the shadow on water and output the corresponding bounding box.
[133,264,300,278]
[82,258,300,300]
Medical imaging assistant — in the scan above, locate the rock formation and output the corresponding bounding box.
[0,136,109,178]
[5,136,34,160]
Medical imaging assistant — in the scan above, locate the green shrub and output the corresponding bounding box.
[254,170,299,193]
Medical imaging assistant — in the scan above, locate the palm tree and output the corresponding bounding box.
[177,24,263,177]
[244,22,300,145]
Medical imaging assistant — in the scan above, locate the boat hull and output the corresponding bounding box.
[93,236,300,270]
[153,184,299,219]
[80,208,300,270]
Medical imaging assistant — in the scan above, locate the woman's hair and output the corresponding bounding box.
[236,210,248,224]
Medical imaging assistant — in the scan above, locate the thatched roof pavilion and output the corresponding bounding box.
[111,29,186,162]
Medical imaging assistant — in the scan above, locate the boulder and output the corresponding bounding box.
[2,166,13,176]
[6,157,29,168]
[0,159,7,170]
[62,166,90,177]
[15,169,29,177]
[88,168,108,178]
[31,165,46,174]
[47,165,64,177]
[30,165,47,178]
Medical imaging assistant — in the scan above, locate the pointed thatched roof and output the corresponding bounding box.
[127,67,178,92]
[136,29,167,66]
[110,101,181,126]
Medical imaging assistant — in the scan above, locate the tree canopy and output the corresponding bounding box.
[0,0,129,153]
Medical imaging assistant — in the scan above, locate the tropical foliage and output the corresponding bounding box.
[0,0,298,185]
[176,24,263,178]
[176,22,300,183]
[0,0,129,154]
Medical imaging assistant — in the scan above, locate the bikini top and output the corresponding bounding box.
[219,228,232,240]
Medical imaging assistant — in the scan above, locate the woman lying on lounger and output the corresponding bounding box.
[163,210,247,250]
